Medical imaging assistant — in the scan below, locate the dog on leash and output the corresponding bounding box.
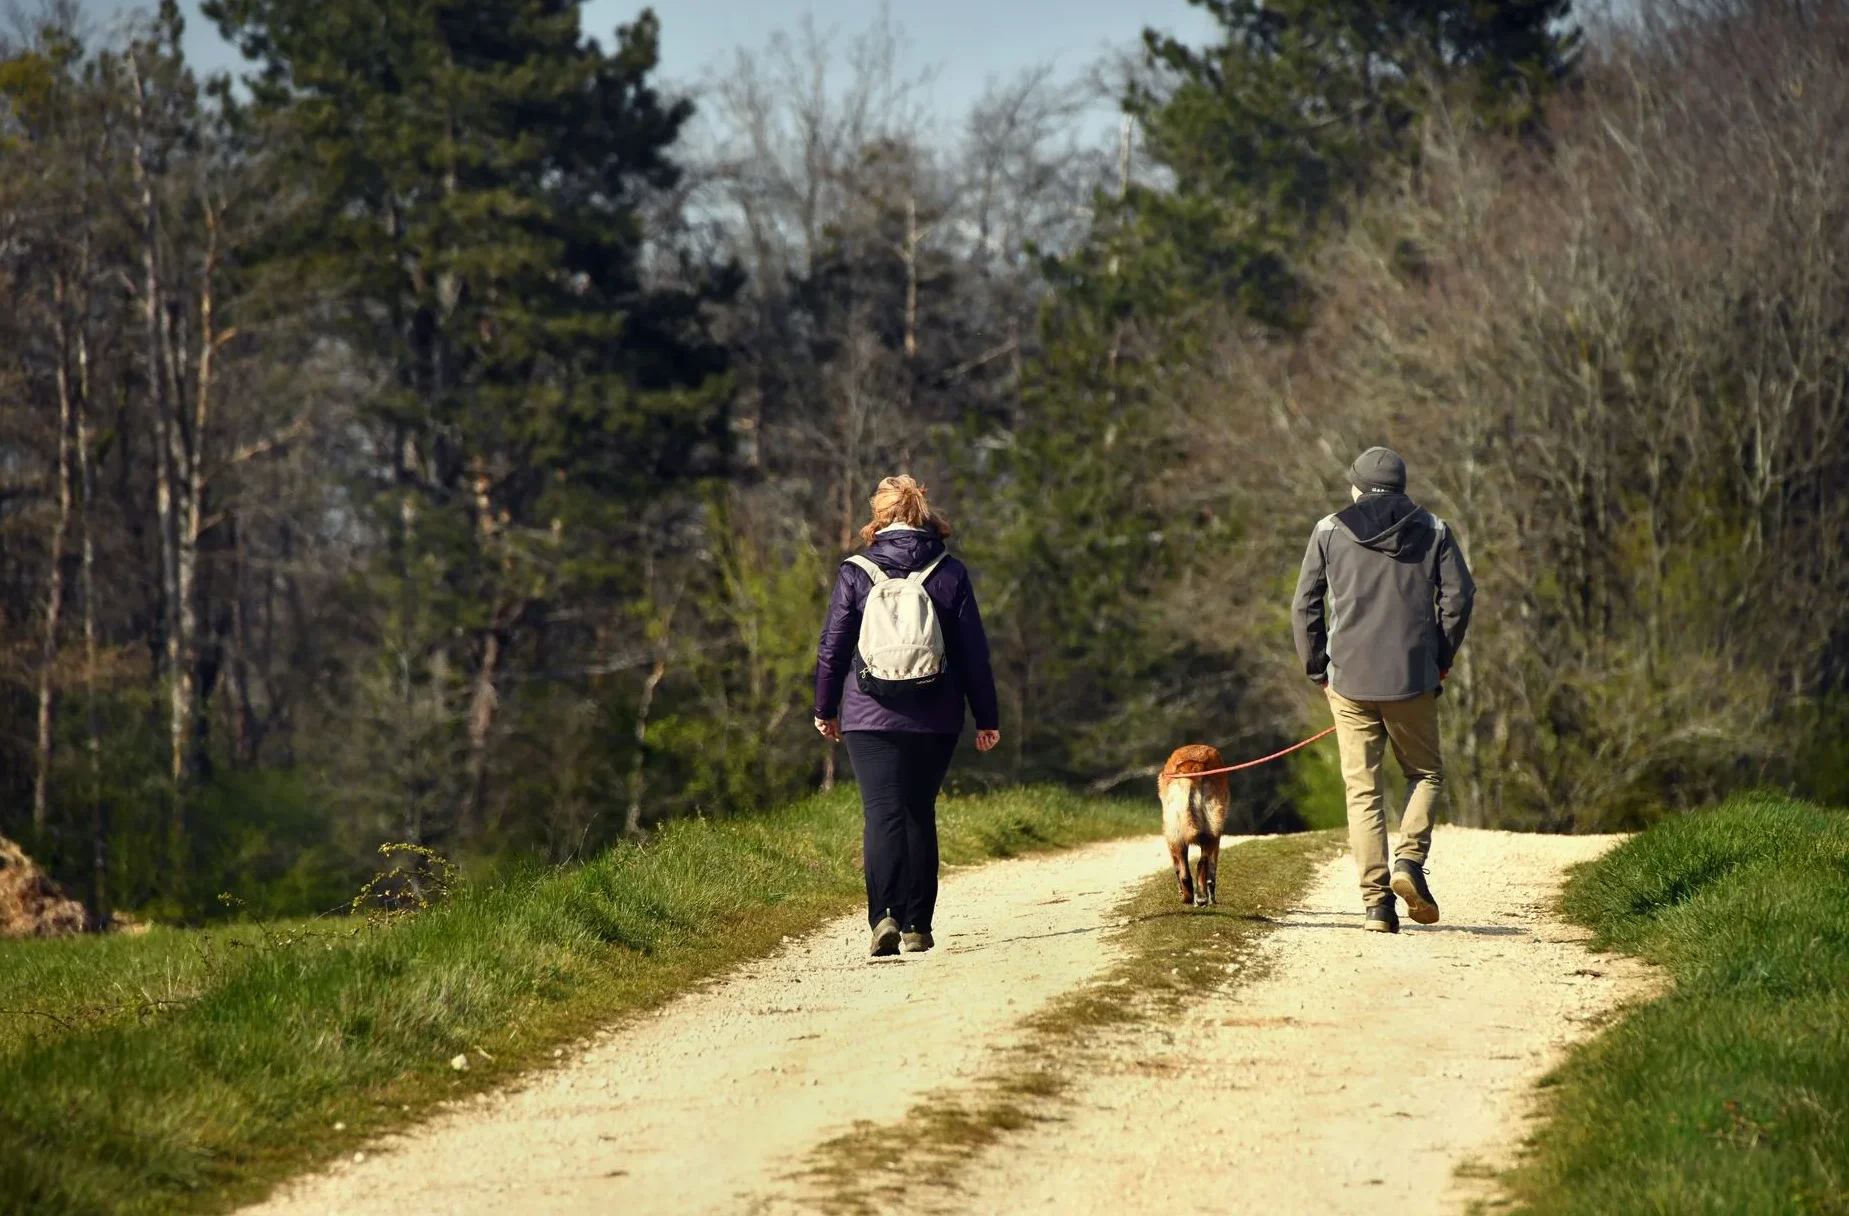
[1159,745,1231,906]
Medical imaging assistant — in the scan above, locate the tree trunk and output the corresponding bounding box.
[226,514,256,767]
[128,61,185,843]
[34,272,77,833]
[460,627,504,839]
[395,425,426,845]
[902,194,919,361]
[623,583,681,833]
[624,657,667,837]
[458,453,512,840]
[175,206,222,785]
[76,306,106,925]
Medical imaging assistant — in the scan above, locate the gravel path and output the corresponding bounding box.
[243,836,1169,1216]
[953,827,1657,1215]
[243,827,1653,1216]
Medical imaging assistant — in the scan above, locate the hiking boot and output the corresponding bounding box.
[870,916,901,957]
[1391,860,1440,925]
[900,929,934,953]
[1364,903,1400,933]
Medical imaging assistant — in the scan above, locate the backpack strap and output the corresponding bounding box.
[843,554,888,585]
[907,553,949,584]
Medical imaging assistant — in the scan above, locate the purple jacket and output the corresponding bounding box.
[813,528,1001,735]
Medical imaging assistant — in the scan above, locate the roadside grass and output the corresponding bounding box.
[0,922,313,1058]
[0,785,1147,1216]
[799,829,1342,1214]
[1502,792,1849,1214]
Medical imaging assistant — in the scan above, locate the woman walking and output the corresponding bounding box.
[814,476,1001,957]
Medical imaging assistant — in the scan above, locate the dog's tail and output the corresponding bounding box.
[1186,777,1217,836]
[1161,771,1215,839]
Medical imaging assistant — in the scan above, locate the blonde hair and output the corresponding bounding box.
[859,475,952,547]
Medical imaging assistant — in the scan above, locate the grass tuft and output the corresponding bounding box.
[1502,791,1849,1214]
[0,786,1146,1216]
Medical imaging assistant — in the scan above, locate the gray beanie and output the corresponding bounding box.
[1348,446,1407,494]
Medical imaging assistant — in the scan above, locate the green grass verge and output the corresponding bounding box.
[799,830,1341,1214]
[0,786,1147,1216]
[1502,792,1849,1214]
[0,921,312,1059]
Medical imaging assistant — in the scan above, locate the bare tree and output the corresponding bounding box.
[1158,0,1849,829]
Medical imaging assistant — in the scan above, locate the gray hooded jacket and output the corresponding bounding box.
[1291,493,1475,701]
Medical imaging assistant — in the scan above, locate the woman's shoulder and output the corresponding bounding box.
[926,552,972,594]
[835,550,968,587]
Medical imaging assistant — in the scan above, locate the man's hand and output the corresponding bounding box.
[975,729,1001,753]
[814,717,841,743]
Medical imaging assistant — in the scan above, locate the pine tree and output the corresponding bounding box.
[1133,0,1579,326]
[202,0,733,842]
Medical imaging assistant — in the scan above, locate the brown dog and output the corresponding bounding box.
[1159,745,1231,906]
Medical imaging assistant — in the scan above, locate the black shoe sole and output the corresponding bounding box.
[1391,872,1440,925]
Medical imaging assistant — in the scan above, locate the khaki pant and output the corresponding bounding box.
[1325,688,1442,908]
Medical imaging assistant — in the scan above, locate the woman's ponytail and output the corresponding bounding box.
[859,475,952,547]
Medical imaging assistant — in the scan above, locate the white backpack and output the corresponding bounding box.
[844,553,949,700]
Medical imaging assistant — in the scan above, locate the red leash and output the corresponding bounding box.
[1160,724,1339,779]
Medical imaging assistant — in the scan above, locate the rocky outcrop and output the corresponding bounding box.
[0,834,88,937]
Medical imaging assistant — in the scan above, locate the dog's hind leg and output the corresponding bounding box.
[1197,836,1221,906]
[1167,837,1194,905]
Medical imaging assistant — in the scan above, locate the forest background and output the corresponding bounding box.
[2,0,1846,922]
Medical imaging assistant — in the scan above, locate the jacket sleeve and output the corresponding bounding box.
[813,564,863,720]
[1291,523,1332,683]
[950,565,1001,730]
[1434,523,1476,672]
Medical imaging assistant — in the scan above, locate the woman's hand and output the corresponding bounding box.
[975,729,1000,753]
[814,717,842,743]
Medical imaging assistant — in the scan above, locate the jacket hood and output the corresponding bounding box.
[864,527,946,573]
[1335,493,1431,558]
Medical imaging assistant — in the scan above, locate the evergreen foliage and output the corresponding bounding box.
[1130,0,1578,326]
[202,0,736,845]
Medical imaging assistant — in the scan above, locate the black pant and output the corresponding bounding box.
[844,730,958,932]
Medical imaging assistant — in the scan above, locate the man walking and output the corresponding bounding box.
[1292,447,1475,933]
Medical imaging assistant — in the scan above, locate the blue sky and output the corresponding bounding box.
[79,0,1219,125]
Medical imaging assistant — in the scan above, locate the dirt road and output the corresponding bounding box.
[954,828,1655,1215]
[245,828,1651,1216]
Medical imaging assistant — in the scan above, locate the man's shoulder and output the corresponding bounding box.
[1312,513,1339,536]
